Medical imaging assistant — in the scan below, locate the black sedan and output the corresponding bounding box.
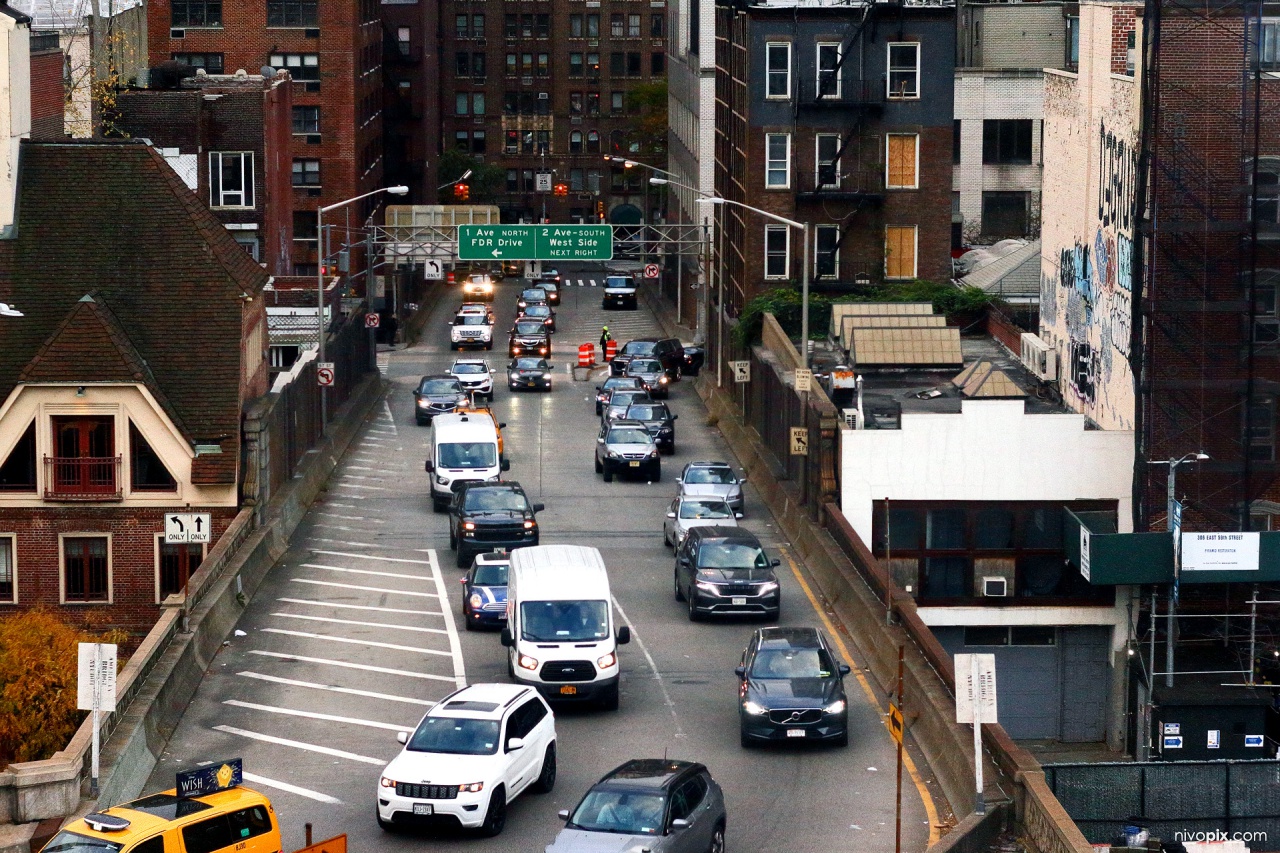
[538,280,561,305]
[735,626,850,747]
[413,374,468,426]
[507,356,554,391]
[623,402,678,453]
[516,287,549,311]
[518,303,556,332]
[509,318,552,358]
[603,388,654,422]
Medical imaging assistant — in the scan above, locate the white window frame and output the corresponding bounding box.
[0,534,15,604]
[154,535,207,604]
[887,42,920,100]
[765,132,791,188]
[765,42,791,99]
[269,53,319,80]
[208,151,254,209]
[1264,19,1280,72]
[59,532,113,605]
[885,132,920,189]
[885,224,918,280]
[815,224,840,277]
[816,42,842,99]
[816,134,841,188]
[764,224,790,279]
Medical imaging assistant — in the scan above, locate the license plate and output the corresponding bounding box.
[559,685,577,695]
[786,729,806,738]
[732,597,747,605]
[412,803,434,815]
[629,461,640,467]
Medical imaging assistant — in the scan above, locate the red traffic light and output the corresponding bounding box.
[554,183,569,197]
[454,183,470,201]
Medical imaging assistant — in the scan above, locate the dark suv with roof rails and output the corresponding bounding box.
[674,527,780,621]
[448,481,544,568]
[736,626,850,747]
[609,337,684,380]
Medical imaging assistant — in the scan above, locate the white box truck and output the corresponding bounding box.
[501,544,631,710]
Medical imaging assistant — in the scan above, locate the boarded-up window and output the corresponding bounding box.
[886,134,918,189]
[885,225,917,279]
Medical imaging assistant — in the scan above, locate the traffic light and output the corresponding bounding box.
[597,200,605,221]
[554,183,568,197]
[454,182,470,201]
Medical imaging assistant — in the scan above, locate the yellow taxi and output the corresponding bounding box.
[456,398,505,458]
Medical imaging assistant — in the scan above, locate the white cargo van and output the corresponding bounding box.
[426,412,508,512]
[501,545,631,710]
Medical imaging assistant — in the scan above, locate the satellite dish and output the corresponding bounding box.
[260,65,275,79]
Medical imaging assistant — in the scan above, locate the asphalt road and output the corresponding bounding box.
[143,268,931,853]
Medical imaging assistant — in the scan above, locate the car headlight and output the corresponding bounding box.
[468,593,483,609]
[435,475,449,485]
[647,449,658,458]
[523,520,536,529]
[463,521,476,531]
[486,475,501,482]
[742,700,767,716]
[459,782,485,793]
[824,699,847,715]
[659,376,669,384]
[758,581,779,594]
[512,346,522,354]
[380,776,397,788]
[518,654,539,671]
[416,399,428,407]
[597,652,617,669]
[696,581,719,594]
[675,529,687,542]
[607,451,621,459]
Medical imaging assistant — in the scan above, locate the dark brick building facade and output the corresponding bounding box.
[114,73,295,276]
[145,0,385,276]
[29,30,63,139]
[380,0,439,202]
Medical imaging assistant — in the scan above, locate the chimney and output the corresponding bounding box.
[0,2,31,232]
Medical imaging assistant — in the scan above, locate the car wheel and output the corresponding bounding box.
[464,614,477,631]
[456,549,470,569]
[595,404,603,415]
[651,463,661,483]
[687,590,700,621]
[432,498,446,513]
[448,527,457,549]
[530,743,557,793]
[595,456,603,473]
[834,729,849,748]
[485,342,493,350]
[599,683,620,711]
[480,787,506,837]
[709,823,726,853]
[740,728,753,748]
[663,528,670,547]
[674,569,685,600]
[376,808,396,833]
[603,466,613,483]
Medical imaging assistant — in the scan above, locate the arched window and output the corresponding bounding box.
[569,131,583,154]
[586,131,600,154]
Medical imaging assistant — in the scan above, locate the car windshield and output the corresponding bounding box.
[522,289,547,300]
[458,315,488,326]
[569,790,665,835]
[685,466,737,485]
[540,282,559,291]
[453,363,487,374]
[750,647,836,679]
[472,562,509,585]
[620,341,656,356]
[628,360,662,374]
[698,542,769,568]
[524,306,550,316]
[41,832,124,853]
[469,275,489,283]
[610,391,648,406]
[606,277,636,289]
[679,500,734,520]
[607,428,652,445]
[463,488,529,511]
[520,600,610,641]
[515,321,545,334]
[626,405,668,421]
[604,377,641,391]
[513,358,547,370]
[437,442,498,469]
[407,716,500,755]
[421,379,462,395]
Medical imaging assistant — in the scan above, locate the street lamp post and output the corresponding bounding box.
[1147,452,1210,689]
[318,185,409,430]
[648,176,713,340]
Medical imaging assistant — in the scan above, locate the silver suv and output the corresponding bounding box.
[595,419,661,482]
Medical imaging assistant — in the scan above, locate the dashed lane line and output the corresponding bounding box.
[248,649,459,682]
[260,627,454,657]
[237,671,436,706]
[289,578,441,598]
[242,772,342,805]
[213,725,384,765]
[610,595,683,738]
[224,699,409,732]
[276,597,441,617]
[271,611,449,635]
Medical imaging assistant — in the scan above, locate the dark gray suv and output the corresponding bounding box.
[674,527,780,621]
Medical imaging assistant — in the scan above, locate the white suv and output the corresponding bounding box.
[450,358,495,400]
[376,683,557,836]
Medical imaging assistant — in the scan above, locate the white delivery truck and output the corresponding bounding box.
[426,412,508,512]
[501,545,631,710]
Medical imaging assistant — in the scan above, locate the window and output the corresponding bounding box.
[292,159,320,187]
[586,92,600,114]
[0,537,13,603]
[270,53,319,81]
[611,13,624,36]
[1262,19,1280,71]
[455,131,470,151]
[504,13,517,37]
[982,119,1033,165]
[817,42,841,98]
[159,540,203,600]
[63,536,109,603]
[587,131,600,153]
[982,192,1030,238]
[587,14,600,37]
[172,53,223,73]
[536,14,550,38]
[0,421,36,492]
[887,43,919,99]
[610,52,625,75]
[1255,272,1279,342]
[536,130,550,154]
[570,168,584,191]
[953,119,961,165]
[398,27,412,57]
[628,14,641,36]
[456,92,469,114]
[764,225,789,279]
[765,133,790,188]
[886,133,919,189]
[766,42,790,98]
[652,14,665,37]
[1255,160,1280,223]
[472,13,484,35]
[234,235,260,261]
[172,0,220,27]
[627,52,642,76]
[1251,396,1276,461]
[651,53,664,74]
[130,424,176,491]
[209,152,254,208]
[292,105,319,134]
[293,211,317,242]
[506,168,519,191]
[1066,15,1080,67]
[536,54,549,77]
[885,225,917,279]
[458,14,471,37]
[267,0,317,27]
[569,53,584,76]
[815,134,841,188]
[570,92,583,114]
[815,225,840,278]
[457,52,471,77]
[521,53,533,75]
[587,53,600,76]
[474,92,486,114]
[611,91,624,113]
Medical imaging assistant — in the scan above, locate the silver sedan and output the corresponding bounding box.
[663,496,741,548]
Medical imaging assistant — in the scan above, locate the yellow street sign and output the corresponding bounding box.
[889,703,904,744]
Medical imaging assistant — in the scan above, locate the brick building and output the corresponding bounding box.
[710,0,955,344]
[145,0,385,277]
[380,0,439,203]
[29,30,64,139]
[114,71,295,276]
[0,140,269,635]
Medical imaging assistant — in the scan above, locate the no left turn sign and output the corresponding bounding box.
[317,361,335,387]
[644,264,660,279]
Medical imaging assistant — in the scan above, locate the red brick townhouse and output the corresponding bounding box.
[0,140,270,635]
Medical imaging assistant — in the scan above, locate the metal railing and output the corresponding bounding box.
[43,455,122,500]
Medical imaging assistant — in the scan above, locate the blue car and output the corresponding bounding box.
[459,550,510,631]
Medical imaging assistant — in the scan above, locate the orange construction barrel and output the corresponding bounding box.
[579,343,595,367]
[604,340,618,362]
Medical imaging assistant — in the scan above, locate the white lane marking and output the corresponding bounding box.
[224,699,409,732]
[261,627,454,657]
[272,611,449,635]
[426,549,466,688]
[237,671,436,707]
[344,466,376,471]
[241,772,343,804]
[610,596,684,738]
[313,550,432,566]
[340,474,384,481]
[381,400,399,435]
[323,502,359,508]
[249,650,459,682]
[322,493,367,500]
[332,483,388,491]
[277,597,441,617]
[590,279,598,286]
[313,513,379,523]
[302,563,429,582]
[213,725,384,765]
[290,578,441,598]
[315,525,380,534]
[311,538,389,549]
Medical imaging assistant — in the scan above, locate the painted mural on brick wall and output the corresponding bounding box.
[1041,120,1136,430]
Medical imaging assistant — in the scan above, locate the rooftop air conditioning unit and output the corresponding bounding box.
[982,576,1008,597]
[1020,332,1058,382]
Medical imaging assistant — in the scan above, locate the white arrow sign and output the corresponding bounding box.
[165,513,211,544]
[423,259,443,281]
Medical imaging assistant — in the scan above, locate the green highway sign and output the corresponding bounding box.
[458,224,614,261]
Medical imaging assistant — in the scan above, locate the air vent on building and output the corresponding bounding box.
[304,28,320,37]
[521,76,533,85]
[307,188,321,197]
[305,134,321,145]
[982,577,1008,597]
[538,92,548,99]
[304,81,320,92]
[476,37,487,45]
[1019,333,1058,381]
[170,28,185,38]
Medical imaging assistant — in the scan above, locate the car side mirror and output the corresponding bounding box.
[597,437,605,443]
[734,666,746,679]
[396,731,409,744]
[490,369,496,374]
[735,512,744,519]
[595,386,602,391]
[501,459,511,471]
[558,809,571,821]
[671,819,690,830]
[533,503,546,512]
[616,625,631,645]
[507,737,525,751]
[675,477,683,484]
[672,414,679,420]
[500,628,514,647]
[666,512,676,518]
[498,422,507,428]
[838,664,851,676]
[424,460,435,472]
[740,474,748,482]
[459,576,468,584]
[770,559,780,567]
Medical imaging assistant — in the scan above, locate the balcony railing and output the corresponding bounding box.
[796,78,884,110]
[43,455,122,501]
[794,169,884,202]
